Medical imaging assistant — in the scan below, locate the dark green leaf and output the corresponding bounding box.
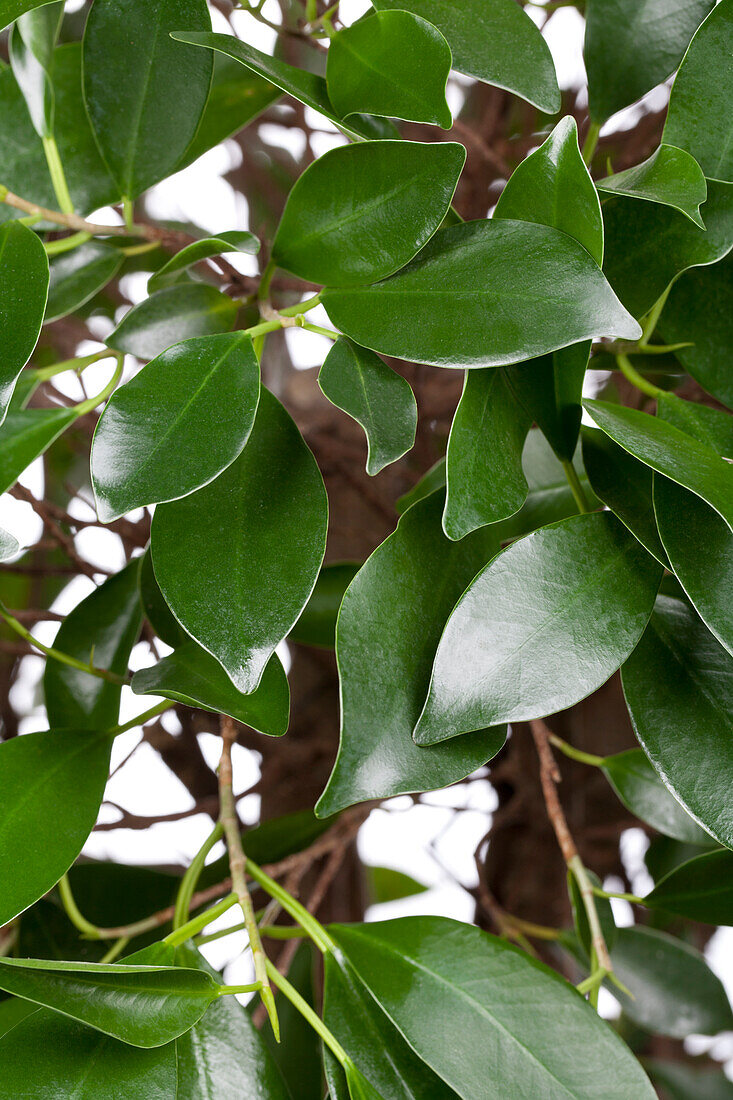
[323,220,640,368]
[597,144,707,227]
[109,284,238,361]
[260,943,319,1100]
[328,918,656,1099]
[316,491,505,817]
[83,0,213,199]
[645,849,733,924]
[395,457,446,515]
[663,0,733,182]
[326,10,451,128]
[137,546,188,648]
[152,387,327,694]
[318,337,417,475]
[415,512,662,743]
[0,0,59,29]
[372,0,560,113]
[0,728,111,927]
[644,835,707,885]
[92,332,260,521]
[365,866,428,906]
[622,596,733,850]
[44,559,142,729]
[0,997,37,1038]
[443,368,531,539]
[272,140,464,287]
[288,562,360,649]
[569,869,616,962]
[0,221,48,422]
[131,641,290,736]
[584,0,713,122]
[647,1058,733,1100]
[46,241,122,323]
[147,231,258,293]
[601,748,715,845]
[0,406,77,495]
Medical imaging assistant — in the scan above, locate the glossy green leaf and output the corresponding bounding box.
[622,596,733,850]
[645,849,733,924]
[0,955,217,1048]
[323,219,640,369]
[0,728,111,928]
[138,546,188,648]
[0,220,49,422]
[318,337,417,476]
[0,527,19,561]
[288,562,359,649]
[415,511,662,743]
[0,998,37,1038]
[83,0,212,199]
[584,0,713,122]
[602,179,733,318]
[8,2,62,139]
[147,231,258,293]
[329,918,656,1099]
[131,641,289,736]
[395,458,446,515]
[0,406,76,495]
[46,241,123,324]
[597,145,707,227]
[316,491,505,817]
[326,10,451,128]
[372,0,560,113]
[365,866,428,906]
[0,0,60,29]
[663,0,733,182]
[44,559,142,730]
[92,332,260,521]
[152,387,327,694]
[108,284,238,361]
[647,1058,733,1100]
[443,368,531,540]
[272,140,464,287]
[601,748,714,845]
[610,925,732,1037]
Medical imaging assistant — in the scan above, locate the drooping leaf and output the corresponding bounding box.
[83,0,213,199]
[316,491,505,818]
[0,220,49,422]
[147,231,258,293]
[288,562,360,649]
[326,10,452,128]
[0,406,77,495]
[318,337,417,476]
[323,219,640,369]
[328,918,656,1099]
[584,0,714,122]
[92,332,260,521]
[645,849,733,924]
[46,241,123,324]
[414,511,662,744]
[152,387,327,694]
[663,0,733,182]
[622,596,733,851]
[443,368,531,540]
[597,145,707,227]
[44,559,142,730]
[108,284,238,361]
[272,140,465,287]
[0,728,111,928]
[131,641,290,736]
[372,0,560,113]
[601,748,715,845]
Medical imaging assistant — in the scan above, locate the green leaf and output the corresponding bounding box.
[272,140,464,287]
[582,426,669,566]
[395,457,446,515]
[288,562,360,649]
[198,809,332,891]
[137,546,188,648]
[645,849,733,924]
[0,0,59,29]
[601,748,715,845]
[318,337,417,476]
[415,511,662,743]
[621,595,733,851]
[8,2,63,139]
[602,179,733,318]
[323,220,640,369]
[108,284,238,361]
[0,728,111,927]
[44,559,142,730]
[83,0,213,200]
[92,332,260,521]
[647,1058,733,1100]
[326,10,452,129]
[152,387,327,694]
[663,0,733,182]
[131,641,290,736]
[261,943,320,1100]
[0,955,218,1048]
[46,241,123,324]
[0,221,49,422]
[597,144,707,227]
[328,918,656,1099]
[0,406,77,495]
[584,0,713,123]
[0,998,37,1038]
[365,866,428,906]
[0,527,19,561]
[372,0,560,113]
[316,491,505,818]
[568,869,616,960]
[147,231,258,293]
[443,368,531,540]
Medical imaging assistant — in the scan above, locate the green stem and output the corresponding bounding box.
[164,892,239,947]
[122,196,135,231]
[217,982,262,996]
[44,230,92,257]
[279,292,322,317]
[593,885,646,906]
[257,257,276,303]
[569,855,612,980]
[34,349,111,381]
[74,353,124,416]
[58,874,103,938]
[0,603,127,684]
[627,342,692,356]
[42,135,74,215]
[173,821,224,931]
[582,121,601,166]
[265,958,350,1065]
[110,700,174,736]
[548,734,604,768]
[616,353,664,400]
[561,460,590,514]
[100,936,129,963]
[245,857,334,953]
[302,322,338,340]
[639,285,671,347]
